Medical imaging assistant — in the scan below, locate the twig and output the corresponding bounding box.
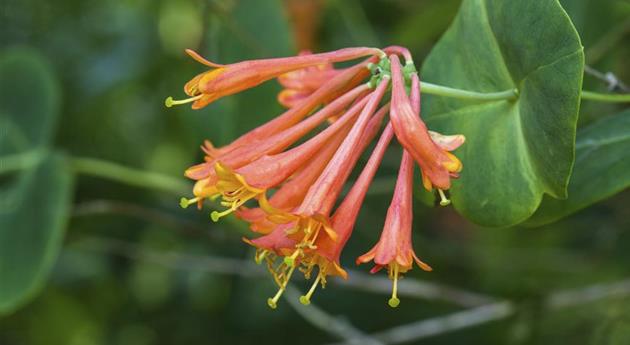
[584,65,629,92]
[341,269,497,307]
[546,278,630,309]
[70,237,630,345]
[72,237,498,307]
[284,285,385,345]
[73,199,222,239]
[329,279,630,345]
[327,302,515,345]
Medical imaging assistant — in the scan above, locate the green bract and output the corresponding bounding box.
[421,0,584,226]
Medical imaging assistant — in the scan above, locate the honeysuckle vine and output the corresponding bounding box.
[3,46,625,311]
[161,45,627,309]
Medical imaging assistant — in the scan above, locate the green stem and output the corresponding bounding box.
[0,149,45,174]
[2,151,241,228]
[421,82,519,101]
[70,157,190,196]
[421,82,629,104]
[581,91,630,103]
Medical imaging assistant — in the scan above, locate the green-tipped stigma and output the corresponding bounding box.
[165,94,203,108]
[388,264,401,308]
[267,264,296,310]
[299,270,324,306]
[438,189,451,207]
[180,197,199,209]
[211,209,232,222]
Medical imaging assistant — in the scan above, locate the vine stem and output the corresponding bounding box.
[1,150,248,230]
[580,91,630,103]
[421,82,629,103]
[0,150,189,196]
[421,82,519,101]
[70,157,190,195]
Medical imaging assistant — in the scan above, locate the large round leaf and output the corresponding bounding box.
[0,47,60,156]
[0,153,74,315]
[421,0,584,226]
[527,109,630,226]
[0,47,68,315]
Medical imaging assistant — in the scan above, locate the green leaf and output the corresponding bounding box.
[526,109,630,226]
[0,153,74,315]
[421,0,584,226]
[0,47,61,156]
[0,48,68,315]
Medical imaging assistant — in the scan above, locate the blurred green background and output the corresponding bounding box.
[1,0,629,344]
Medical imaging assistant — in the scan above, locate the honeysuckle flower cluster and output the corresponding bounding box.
[167,46,465,309]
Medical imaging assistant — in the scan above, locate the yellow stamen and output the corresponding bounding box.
[213,164,264,222]
[438,189,451,206]
[388,264,400,308]
[299,272,323,306]
[164,94,203,108]
[179,197,199,209]
[255,249,270,265]
[267,264,296,309]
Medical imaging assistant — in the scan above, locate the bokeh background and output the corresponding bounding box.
[1,0,629,344]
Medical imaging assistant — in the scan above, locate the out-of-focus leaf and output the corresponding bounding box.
[526,110,630,226]
[0,47,60,156]
[560,0,630,50]
[0,47,69,314]
[0,153,74,315]
[421,0,584,226]
[591,308,630,345]
[177,0,294,148]
[392,0,461,54]
[158,1,203,56]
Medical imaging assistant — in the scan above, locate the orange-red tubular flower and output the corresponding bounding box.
[357,80,432,308]
[257,79,390,309]
[184,84,369,181]
[277,51,345,108]
[213,93,390,223]
[203,61,373,159]
[389,55,464,195]
[355,151,432,308]
[236,104,390,234]
[235,129,349,234]
[211,95,370,222]
[246,107,391,309]
[179,85,370,209]
[312,123,395,283]
[165,47,383,109]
